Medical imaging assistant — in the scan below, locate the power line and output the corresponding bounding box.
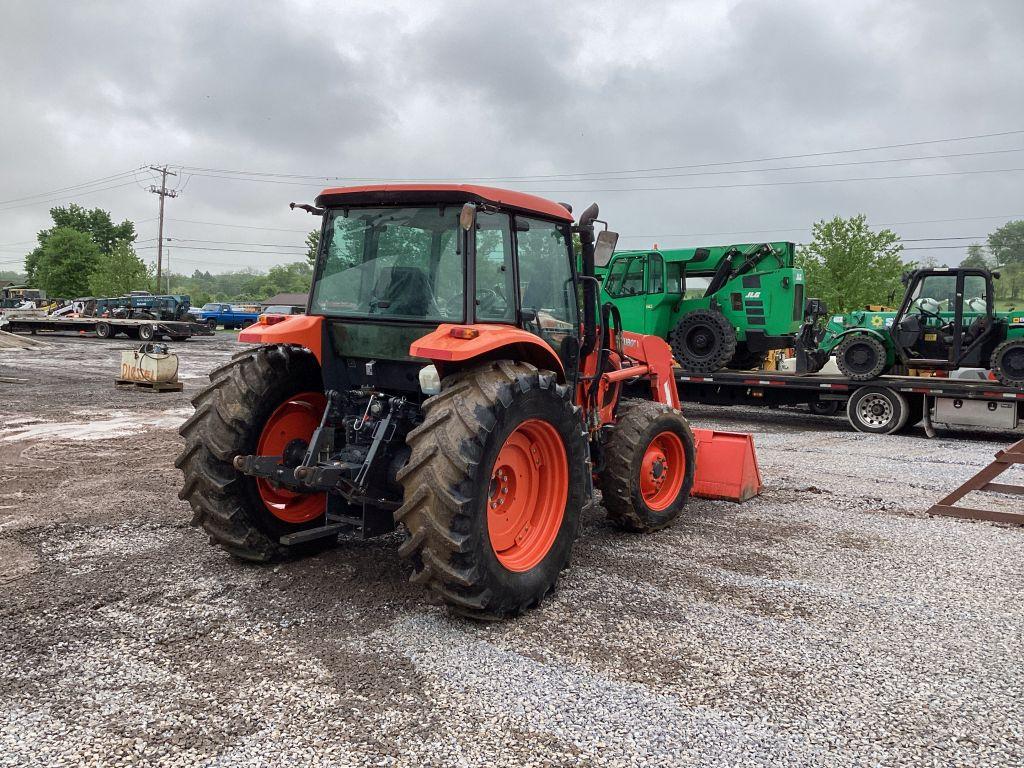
[617,213,1024,240]
[527,166,1024,194]
[166,237,305,248]
[177,145,1024,188]
[174,128,1024,183]
[0,179,145,212]
[0,168,146,206]
[166,217,308,233]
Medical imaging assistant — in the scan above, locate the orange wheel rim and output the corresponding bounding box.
[487,419,568,572]
[640,430,686,512]
[255,391,326,524]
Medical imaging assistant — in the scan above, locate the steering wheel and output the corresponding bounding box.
[476,285,508,316]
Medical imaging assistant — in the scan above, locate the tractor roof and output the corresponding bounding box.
[315,184,575,223]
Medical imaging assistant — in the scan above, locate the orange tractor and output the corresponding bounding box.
[177,185,760,619]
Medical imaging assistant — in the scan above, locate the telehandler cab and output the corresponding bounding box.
[177,185,760,619]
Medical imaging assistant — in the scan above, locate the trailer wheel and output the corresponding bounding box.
[597,399,695,532]
[992,340,1024,389]
[810,400,841,417]
[138,324,155,341]
[669,309,737,373]
[95,321,113,339]
[395,360,589,620]
[846,386,910,434]
[176,344,329,562]
[835,334,888,380]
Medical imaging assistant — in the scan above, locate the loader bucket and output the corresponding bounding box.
[691,428,763,502]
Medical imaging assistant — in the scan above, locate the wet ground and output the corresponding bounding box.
[1,333,1022,767]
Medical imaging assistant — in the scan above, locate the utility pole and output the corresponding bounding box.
[148,165,178,293]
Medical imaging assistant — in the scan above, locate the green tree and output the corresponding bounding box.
[988,220,1024,266]
[796,215,906,313]
[305,230,320,265]
[25,204,136,284]
[88,243,150,297]
[961,244,994,270]
[34,228,101,297]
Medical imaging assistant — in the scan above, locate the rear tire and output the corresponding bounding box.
[846,386,909,434]
[395,361,590,620]
[139,323,155,341]
[176,344,329,562]
[669,309,737,374]
[835,334,888,381]
[597,399,695,532]
[95,321,113,339]
[992,339,1024,389]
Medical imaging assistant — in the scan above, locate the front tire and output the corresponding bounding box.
[846,386,909,434]
[176,344,329,561]
[597,399,696,532]
[395,361,590,620]
[835,334,888,380]
[669,309,737,374]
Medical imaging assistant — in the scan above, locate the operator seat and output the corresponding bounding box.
[377,266,433,317]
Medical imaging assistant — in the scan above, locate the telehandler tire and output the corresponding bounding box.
[835,334,888,381]
[176,344,330,562]
[669,310,737,374]
[395,360,589,620]
[597,399,695,532]
[992,340,1024,389]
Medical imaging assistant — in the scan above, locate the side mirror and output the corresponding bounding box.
[593,230,619,268]
[460,202,477,231]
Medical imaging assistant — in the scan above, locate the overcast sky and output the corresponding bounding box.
[2,0,1023,274]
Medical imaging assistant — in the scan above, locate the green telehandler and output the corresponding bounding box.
[800,267,1024,388]
[597,242,809,373]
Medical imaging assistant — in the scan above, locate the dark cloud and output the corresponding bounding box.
[1,0,1022,274]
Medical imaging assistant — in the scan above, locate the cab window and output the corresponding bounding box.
[516,216,578,351]
[475,212,514,322]
[605,256,645,298]
[648,254,664,294]
[963,275,988,314]
[665,263,684,294]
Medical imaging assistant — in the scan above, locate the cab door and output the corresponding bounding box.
[643,253,683,337]
[601,254,647,332]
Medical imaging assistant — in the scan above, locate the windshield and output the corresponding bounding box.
[201,303,220,311]
[311,206,463,321]
[264,305,295,314]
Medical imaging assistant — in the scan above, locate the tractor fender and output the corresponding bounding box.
[410,324,566,381]
[238,315,323,363]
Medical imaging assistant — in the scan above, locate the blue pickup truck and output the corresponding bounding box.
[195,303,260,330]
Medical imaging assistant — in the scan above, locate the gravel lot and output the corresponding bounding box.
[1,333,1022,767]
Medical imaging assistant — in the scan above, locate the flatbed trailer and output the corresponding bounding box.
[675,368,1024,435]
[0,314,211,342]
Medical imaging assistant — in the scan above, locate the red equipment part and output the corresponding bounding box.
[255,391,327,523]
[690,428,763,502]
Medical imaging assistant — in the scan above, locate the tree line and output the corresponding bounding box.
[9,202,1024,313]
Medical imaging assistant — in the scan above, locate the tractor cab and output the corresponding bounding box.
[891,268,999,370]
[307,186,586,391]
